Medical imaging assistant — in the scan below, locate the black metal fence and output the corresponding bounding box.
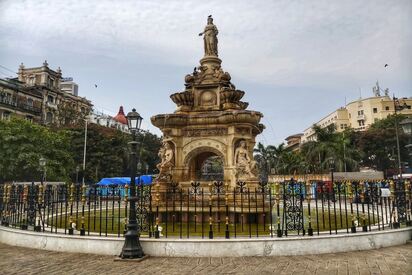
[0,179,410,239]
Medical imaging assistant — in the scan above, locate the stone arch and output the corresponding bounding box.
[183,145,226,167]
[182,138,227,166]
[183,146,226,181]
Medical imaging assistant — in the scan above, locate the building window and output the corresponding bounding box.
[46,112,53,123]
[47,95,54,103]
[29,77,35,85]
[358,110,364,115]
[349,113,351,118]
[358,120,365,126]
[2,111,11,120]
[48,78,55,88]
[373,108,377,113]
[25,115,33,122]
[81,107,85,113]
[385,106,390,111]
[27,98,33,107]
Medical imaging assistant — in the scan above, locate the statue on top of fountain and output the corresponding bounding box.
[199,15,219,57]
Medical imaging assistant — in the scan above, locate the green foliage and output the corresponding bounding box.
[370,114,406,130]
[257,114,409,176]
[0,118,162,184]
[0,118,74,182]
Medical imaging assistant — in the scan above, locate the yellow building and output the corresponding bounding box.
[302,107,349,142]
[300,82,412,143]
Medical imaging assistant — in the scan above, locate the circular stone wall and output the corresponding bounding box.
[1,226,411,257]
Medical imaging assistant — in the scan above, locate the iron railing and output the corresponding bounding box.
[0,180,410,239]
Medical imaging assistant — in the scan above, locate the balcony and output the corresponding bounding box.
[357,114,366,120]
[17,102,42,115]
[0,97,17,108]
[0,96,41,115]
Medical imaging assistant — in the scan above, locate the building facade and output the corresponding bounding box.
[0,61,92,125]
[0,78,43,122]
[300,83,412,144]
[88,106,129,133]
[60,78,79,96]
[285,133,303,152]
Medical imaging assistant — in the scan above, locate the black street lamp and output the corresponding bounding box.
[35,157,46,232]
[328,158,335,183]
[121,108,144,259]
[328,158,335,202]
[400,117,412,171]
[39,157,46,184]
[393,96,411,180]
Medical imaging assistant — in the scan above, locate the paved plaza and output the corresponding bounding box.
[0,242,410,275]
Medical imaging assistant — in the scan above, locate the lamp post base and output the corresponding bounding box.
[115,255,149,262]
[121,229,144,259]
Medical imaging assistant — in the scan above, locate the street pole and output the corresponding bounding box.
[82,120,88,185]
[393,96,403,180]
[121,108,144,259]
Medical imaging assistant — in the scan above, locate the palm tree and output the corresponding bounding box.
[253,142,276,181]
[301,125,359,172]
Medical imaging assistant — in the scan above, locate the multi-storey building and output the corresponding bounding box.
[0,78,43,122]
[299,82,412,144]
[60,78,79,96]
[0,61,92,125]
[285,133,303,152]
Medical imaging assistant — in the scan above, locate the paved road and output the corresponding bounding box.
[0,242,411,275]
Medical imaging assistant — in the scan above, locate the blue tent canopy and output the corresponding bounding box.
[97,176,152,186]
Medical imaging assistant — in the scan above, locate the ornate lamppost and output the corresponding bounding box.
[121,108,144,259]
[328,158,335,183]
[34,157,46,232]
[393,96,411,179]
[400,117,412,171]
[400,117,412,226]
[39,157,46,184]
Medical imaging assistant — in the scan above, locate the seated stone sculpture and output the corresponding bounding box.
[234,140,257,179]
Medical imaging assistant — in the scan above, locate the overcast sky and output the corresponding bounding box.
[1,0,411,145]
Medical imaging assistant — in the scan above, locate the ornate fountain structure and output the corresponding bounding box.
[151,16,265,193]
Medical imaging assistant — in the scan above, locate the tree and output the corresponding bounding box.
[65,123,162,183]
[253,142,276,181]
[0,118,162,184]
[55,101,89,127]
[353,114,409,176]
[0,118,74,183]
[301,125,360,173]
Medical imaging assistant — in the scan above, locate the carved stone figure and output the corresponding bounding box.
[156,141,175,180]
[199,15,218,56]
[234,141,257,179]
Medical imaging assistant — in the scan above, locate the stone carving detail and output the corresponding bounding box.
[185,65,233,87]
[220,89,245,104]
[170,91,194,107]
[200,91,216,106]
[236,127,250,135]
[234,140,257,179]
[213,67,231,82]
[199,15,218,57]
[183,128,227,137]
[156,141,175,181]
